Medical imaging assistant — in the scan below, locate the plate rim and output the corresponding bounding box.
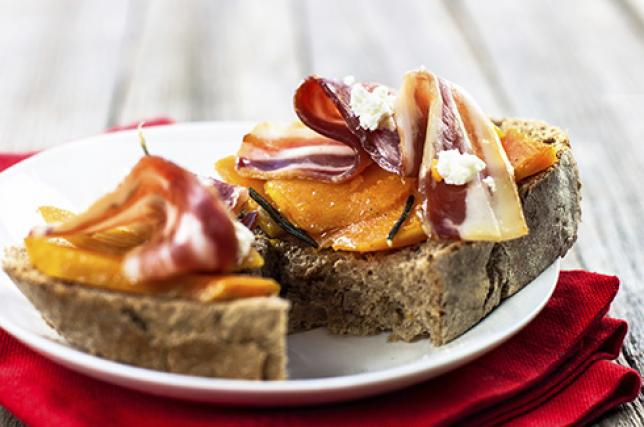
[0,121,560,402]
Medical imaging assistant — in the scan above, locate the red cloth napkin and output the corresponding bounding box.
[0,123,641,426]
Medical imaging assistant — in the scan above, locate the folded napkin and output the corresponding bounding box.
[0,122,640,426]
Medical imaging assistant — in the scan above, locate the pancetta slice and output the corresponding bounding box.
[32,156,239,282]
[236,121,370,183]
[409,70,527,241]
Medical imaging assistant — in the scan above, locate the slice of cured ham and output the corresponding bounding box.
[236,121,370,183]
[398,70,528,240]
[295,76,402,174]
[32,155,240,282]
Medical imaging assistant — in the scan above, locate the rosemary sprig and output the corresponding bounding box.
[137,122,150,156]
[248,188,319,248]
[386,194,415,247]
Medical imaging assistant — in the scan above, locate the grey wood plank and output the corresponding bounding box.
[620,0,644,23]
[0,0,129,150]
[116,0,301,124]
[457,0,644,423]
[301,0,505,114]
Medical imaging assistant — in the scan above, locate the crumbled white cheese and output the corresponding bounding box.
[482,176,496,192]
[435,149,486,185]
[349,84,397,131]
[234,220,254,263]
[343,75,356,85]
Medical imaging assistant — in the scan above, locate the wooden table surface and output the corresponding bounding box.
[1,0,643,425]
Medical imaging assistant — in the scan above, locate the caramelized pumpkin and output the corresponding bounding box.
[25,235,136,291]
[25,236,277,301]
[501,128,558,181]
[320,201,425,251]
[264,165,415,235]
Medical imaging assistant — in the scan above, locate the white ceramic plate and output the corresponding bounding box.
[0,122,559,406]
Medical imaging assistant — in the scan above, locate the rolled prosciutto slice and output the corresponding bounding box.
[236,121,370,183]
[32,155,240,282]
[294,76,402,175]
[399,70,527,241]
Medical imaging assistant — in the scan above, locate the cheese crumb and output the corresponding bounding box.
[234,220,254,263]
[435,149,486,185]
[482,176,496,192]
[349,84,397,131]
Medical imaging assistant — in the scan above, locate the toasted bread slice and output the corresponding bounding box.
[256,118,581,345]
[2,247,289,380]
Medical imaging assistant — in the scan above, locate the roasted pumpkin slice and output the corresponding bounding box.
[501,128,558,181]
[181,275,280,302]
[264,165,415,235]
[24,236,277,301]
[25,235,135,291]
[320,199,425,251]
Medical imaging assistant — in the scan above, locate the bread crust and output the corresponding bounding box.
[257,118,581,345]
[2,247,289,380]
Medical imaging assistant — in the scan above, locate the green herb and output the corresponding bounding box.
[138,122,150,156]
[248,188,319,248]
[386,194,415,247]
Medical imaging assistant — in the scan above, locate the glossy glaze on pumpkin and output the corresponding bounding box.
[264,165,414,235]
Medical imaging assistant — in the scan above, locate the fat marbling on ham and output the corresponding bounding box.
[32,155,240,282]
[236,121,371,183]
[398,69,527,240]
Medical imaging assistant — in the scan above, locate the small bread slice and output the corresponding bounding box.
[256,118,581,345]
[2,247,289,380]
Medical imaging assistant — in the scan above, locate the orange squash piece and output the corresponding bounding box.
[320,201,426,251]
[264,165,415,235]
[215,155,269,199]
[501,128,558,181]
[24,236,277,301]
[181,275,280,302]
[25,235,136,291]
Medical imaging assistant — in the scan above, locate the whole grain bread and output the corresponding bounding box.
[256,118,581,345]
[2,247,289,380]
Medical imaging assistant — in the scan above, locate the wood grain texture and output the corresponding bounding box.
[0,0,642,425]
[0,0,129,150]
[301,0,505,114]
[116,0,301,124]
